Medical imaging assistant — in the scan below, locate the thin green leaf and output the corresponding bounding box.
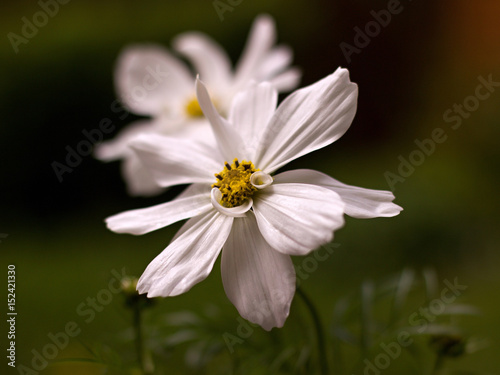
[406,323,463,336]
[50,357,106,365]
[164,310,203,326]
[164,329,200,346]
[441,304,481,316]
[391,268,416,324]
[269,347,296,372]
[361,280,375,355]
[422,267,438,303]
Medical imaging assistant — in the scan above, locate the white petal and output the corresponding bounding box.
[173,32,232,90]
[94,120,157,161]
[255,45,294,81]
[115,45,193,116]
[211,188,252,218]
[176,183,211,199]
[253,183,345,255]
[106,184,212,235]
[267,67,302,92]
[250,171,273,189]
[130,133,222,187]
[234,14,276,87]
[228,82,277,160]
[121,154,164,197]
[164,118,216,147]
[137,211,233,297]
[195,78,245,161]
[274,169,403,218]
[169,184,213,241]
[255,68,358,173]
[221,213,295,330]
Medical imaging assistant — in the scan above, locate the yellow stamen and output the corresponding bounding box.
[212,158,259,207]
[185,97,204,118]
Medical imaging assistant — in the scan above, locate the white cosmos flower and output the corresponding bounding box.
[95,14,301,196]
[105,68,402,330]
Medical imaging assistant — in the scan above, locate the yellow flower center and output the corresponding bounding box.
[185,97,204,118]
[212,158,259,208]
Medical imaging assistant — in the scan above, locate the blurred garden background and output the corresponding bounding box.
[1,0,499,373]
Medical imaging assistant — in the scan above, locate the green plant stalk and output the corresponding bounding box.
[432,354,445,375]
[133,304,154,374]
[296,287,329,375]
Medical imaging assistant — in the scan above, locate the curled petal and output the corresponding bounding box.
[250,171,273,189]
[211,188,252,218]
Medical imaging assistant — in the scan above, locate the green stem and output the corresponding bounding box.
[432,355,445,375]
[297,287,329,375]
[133,304,154,374]
[133,304,144,371]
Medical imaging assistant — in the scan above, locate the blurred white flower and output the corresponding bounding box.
[106,68,402,330]
[95,14,301,196]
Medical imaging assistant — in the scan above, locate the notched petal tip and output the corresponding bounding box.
[330,66,358,90]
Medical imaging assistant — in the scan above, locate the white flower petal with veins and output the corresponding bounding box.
[106,184,212,235]
[252,183,345,256]
[254,68,358,173]
[228,82,278,161]
[137,210,233,297]
[222,213,295,330]
[273,169,403,218]
[130,133,222,187]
